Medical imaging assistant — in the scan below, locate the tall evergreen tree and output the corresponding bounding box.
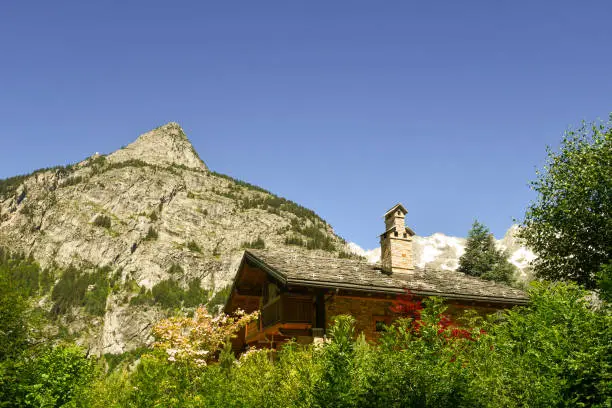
[458,221,516,284]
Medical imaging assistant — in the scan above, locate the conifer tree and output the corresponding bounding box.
[458,221,516,284]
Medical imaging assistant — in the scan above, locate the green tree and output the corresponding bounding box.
[17,345,94,407]
[468,282,612,407]
[0,274,29,362]
[458,221,516,284]
[519,116,612,289]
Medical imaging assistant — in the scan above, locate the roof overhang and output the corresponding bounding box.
[231,250,528,307]
[383,203,408,218]
[285,277,528,305]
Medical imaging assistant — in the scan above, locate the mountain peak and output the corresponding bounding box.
[107,122,207,171]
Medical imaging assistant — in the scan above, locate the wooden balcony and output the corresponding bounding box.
[245,294,313,343]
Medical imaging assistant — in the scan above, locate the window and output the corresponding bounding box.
[394,231,398,237]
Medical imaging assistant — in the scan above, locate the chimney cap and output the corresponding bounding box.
[383,203,408,218]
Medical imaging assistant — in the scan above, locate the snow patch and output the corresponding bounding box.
[348,225,536,281]
[347,242,380,264]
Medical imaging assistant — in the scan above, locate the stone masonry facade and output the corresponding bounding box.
[381,234,414,272]
[380,204,415,272]
[325,296,394,341]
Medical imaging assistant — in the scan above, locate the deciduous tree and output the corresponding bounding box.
[519,116,612,289]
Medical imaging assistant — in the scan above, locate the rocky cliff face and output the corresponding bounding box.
[108,122,207,171]
[0,122,535,354]
[0,123,346,354]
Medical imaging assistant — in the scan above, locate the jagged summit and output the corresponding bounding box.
[107,122,207,171]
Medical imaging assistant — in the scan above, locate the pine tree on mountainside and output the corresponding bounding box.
[458,221,516,284]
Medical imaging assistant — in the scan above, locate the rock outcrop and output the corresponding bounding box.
[0,123,344,354]
[108,122,207,171]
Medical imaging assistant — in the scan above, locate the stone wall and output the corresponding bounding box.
[325,296,394,341]
[325,295,505,342]
[380,234,414,271]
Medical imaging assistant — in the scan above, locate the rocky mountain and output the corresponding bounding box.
[0,123,347,354]
[0,122,536,355]
[349,226,536,281]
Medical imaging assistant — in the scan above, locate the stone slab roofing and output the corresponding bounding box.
[244,249,528,304]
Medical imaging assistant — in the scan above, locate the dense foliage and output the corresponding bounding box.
[1,239,610,407]
[458,220,516,284]
[129,277,209,309]
[4,282,603,408]
[0,164,74,199]
[519,116,612,290]
[51,266,111,316]
[0,250,94,407]
[241,237,266,249]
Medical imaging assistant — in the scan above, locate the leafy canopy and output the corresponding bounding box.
[519,116,612,289]
[458,220,516,284]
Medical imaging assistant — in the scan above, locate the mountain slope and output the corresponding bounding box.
[0,123,346,353]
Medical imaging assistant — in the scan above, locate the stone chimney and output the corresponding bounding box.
[380,203,415,273]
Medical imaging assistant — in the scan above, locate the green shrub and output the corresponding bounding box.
[60,175,84,188]
[93,215,111,229]
[0,249,44,297]
[207,285,232,309]
[145,226,158,240]
[186,241,202,253]
[467,282,612,407]
[129,286,154,306]
[19,203,34,218]
[151,279,183,309]
[285,236,305,247]
[168,263,184,275]
[183,279,209,308]
[338,251,366,260]
[146,277,208,309]
[103,347,147,372]
[241,237,265,249]
[83,273,110,316]
[0,269,29,361]
[51,267,110,316]
[1,344,94,407]
[129,276,208,309]
[65,283,612,407]
[0,164,74,199]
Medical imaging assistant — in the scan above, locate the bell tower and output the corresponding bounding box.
[380,203,415,273]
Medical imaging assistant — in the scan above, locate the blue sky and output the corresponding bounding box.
[1,1,610,249]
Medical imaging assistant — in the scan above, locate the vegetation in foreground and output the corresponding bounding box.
[1,277,609,407]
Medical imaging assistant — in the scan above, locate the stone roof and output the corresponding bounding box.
[384,203,408,217]
[244,249,528,304]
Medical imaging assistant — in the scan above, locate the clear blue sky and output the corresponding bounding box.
[1,1,610,249]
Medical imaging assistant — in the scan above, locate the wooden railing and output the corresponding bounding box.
[261,295,312,329]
